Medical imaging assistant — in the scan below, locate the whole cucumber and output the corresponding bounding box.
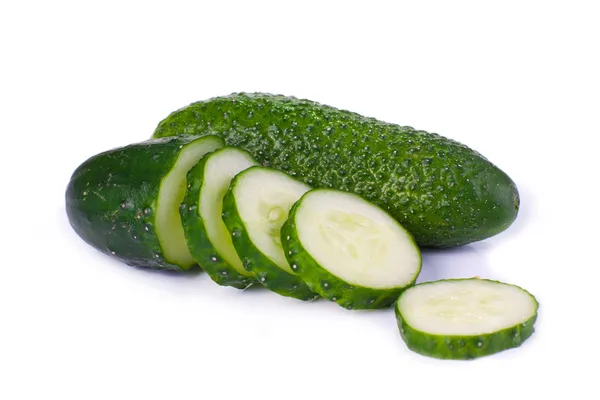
[153,93,519,247]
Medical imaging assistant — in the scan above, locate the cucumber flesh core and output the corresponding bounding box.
[156,137,224,268]
[399,279,537,336]
[295,190,421,289]
[234,168,311,273]
[200,148,257,275]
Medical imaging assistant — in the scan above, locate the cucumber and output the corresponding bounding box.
[66,135,225,271]
[221,166,317,300]
[281,189,421,310]
[180,147,258,288]
[395,278,538,360]
[153,92,519,248]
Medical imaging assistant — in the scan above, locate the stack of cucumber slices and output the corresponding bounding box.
[65,93,538,360]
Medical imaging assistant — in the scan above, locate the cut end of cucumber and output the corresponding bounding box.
[233,167,311,273]
[398,279,537,336]
[295,189,421,290]
[199,147,257,275]
[156,136,224,268]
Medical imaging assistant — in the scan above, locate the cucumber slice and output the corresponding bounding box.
[180,147,258,288]
[395,278,539,360]
[281,188,421,309]
[156,137,225,268]
[222,166,317,300]
[66,135,225,271]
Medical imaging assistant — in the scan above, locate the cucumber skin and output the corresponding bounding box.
[280,196,422,310]
[221,175,318,301]
[65,136,222,271]
[153,92,519,248]
[395,279,539,360]
[180,156,256,289]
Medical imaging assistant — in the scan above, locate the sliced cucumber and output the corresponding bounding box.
[395,278,539,360]
[65,135,225,270]
[222,166,317,300]
[181,147,258,288]
[281,188,421,309]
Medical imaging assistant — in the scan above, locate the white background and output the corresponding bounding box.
[1,1,599,399]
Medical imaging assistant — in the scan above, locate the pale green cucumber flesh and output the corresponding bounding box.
[156,136,224,268]
[222,166,317,300]
[282,188,421,309]
[395,278,539,359]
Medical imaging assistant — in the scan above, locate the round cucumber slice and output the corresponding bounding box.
[181,147,258,288]
[395,278,539,360]
[281,188,421,309]
[222,166,317,300]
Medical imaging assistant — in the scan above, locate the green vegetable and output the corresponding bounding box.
[65,135,224,271]
[281,188,421,309]
[395,278,538,360]
[222,166,317,300]
[180,147,258,288]
[153,92,519,247]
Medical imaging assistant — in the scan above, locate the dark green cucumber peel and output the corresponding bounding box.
[221,181,317,301]
[180,152,256,289]
[66,135,224,271]
[394,279,538,360]
[280,199,421,310]
[153,92,519,248]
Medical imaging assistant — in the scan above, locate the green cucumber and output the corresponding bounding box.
[281,188,421,310]
[395,278,538,360]
[180,147,258,288]
[153,92,519,248]
[66,135,225,271]
[221,166,317,300]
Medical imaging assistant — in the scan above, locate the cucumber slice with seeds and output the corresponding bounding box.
[395,278,539,360]
[66,135,225,270]
[281,188,421,309]
[180,147,258,288]
[222,166,317,300]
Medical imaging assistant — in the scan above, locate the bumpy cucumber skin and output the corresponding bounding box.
[281,197,421,310]
[395,279,539,360]
[153,92,519,248]
[180,155,256,289]
[66,135,223,271]
[221,176,318,301]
